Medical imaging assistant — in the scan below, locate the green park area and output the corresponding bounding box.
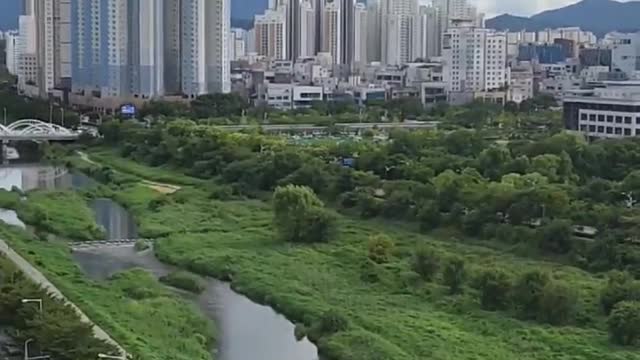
[3,97,640,359]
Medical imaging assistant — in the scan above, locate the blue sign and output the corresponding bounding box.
[342,158,355,168]
[120,104,137,117]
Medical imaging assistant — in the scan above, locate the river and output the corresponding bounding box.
[0,164,319,360]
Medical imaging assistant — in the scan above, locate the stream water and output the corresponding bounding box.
[0,164,319,360]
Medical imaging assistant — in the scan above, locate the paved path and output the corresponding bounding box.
[0,239,128,357]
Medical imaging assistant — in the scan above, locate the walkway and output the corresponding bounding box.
[70,238,153,250]
[0,239,128,357]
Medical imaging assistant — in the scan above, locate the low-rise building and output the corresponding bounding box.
[563,81,640,138]
[509,65,534,104]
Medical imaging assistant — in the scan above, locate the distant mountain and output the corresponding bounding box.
[0,0,20,31]
[486,0,640,37]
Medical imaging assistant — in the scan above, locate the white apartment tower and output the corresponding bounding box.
[322,1,341,64]
[415,5,439,60]
[254,8,287,60]
[299,0,317,58]
[381,0,419,65]
[443,21,507,93]
[5,31,20,75]
[353,3,367,69]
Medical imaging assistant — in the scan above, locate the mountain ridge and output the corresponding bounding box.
[487,0,640,37]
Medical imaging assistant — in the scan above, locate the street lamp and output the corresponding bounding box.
[24,339,50,360]
[98,354,127,360]
[21,299,43,313]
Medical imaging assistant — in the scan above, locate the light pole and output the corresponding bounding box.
[21,298,43,313]
[98,354,127,360]
[3,107,6,125]
[24,339,51,360]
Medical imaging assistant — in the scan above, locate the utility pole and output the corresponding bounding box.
[60,108,65,127]
[3,107,6,125]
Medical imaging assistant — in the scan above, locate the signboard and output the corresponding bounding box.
[120,104,137,118]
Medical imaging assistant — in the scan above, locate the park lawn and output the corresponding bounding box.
[0,223,214,360]
[76,149,639,360]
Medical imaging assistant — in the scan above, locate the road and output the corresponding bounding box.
[0,239,128,357]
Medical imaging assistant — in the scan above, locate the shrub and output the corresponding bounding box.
[273,185,335,243]
[160,271,205,294]
[411,245,439,281]
[134,239,150,252]
[475,268,512,311]
[417,200,441,232]
[512,270,550,320]
[443,256,466,294]
[600,271,640,315]
[367,234,394,264]
[538,219,573,254]
[608,301,640,345]
[537,281,577,325]
[317,309,349,335]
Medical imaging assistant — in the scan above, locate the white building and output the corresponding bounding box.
[432,0,481,56]
[230,28,247,62]
[353,3,368,70]
[415,5,439,60]
[381,0,419,66]
[509,64,534,104]
[17,15,37,94]
[366,0,381,63]
[603,32,640,78]
[254,8,287,60]
[322,1,341,64]
[4,31,20,75]
[564,81,640,138]
[299,0,317,58]
[442,20,508,93]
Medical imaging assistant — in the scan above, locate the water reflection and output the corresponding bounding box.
[91,199,138,240]
[0,165,93,191]
[73,246,319,360]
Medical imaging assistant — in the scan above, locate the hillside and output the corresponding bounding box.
[487,0,640,36]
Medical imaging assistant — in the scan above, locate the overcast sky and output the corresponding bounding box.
[469,0,632,18]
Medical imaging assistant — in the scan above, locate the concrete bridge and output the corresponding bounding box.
[70,239,154,250]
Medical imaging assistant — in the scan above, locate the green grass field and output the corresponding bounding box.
[76,149,639,360]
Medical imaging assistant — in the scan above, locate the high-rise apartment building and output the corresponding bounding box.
[321,1,341,64]
[254,8,287,60]
[5,31,20,75]
[381,0,419,65]
[164,0,182,95]
[229,28,247,61]
[443,21,507,93]
[353,3,367,69]
[433,0,480,56]
[366,0,381,63]
[603,32,640,78]
[337,0,356,66]
[415,5,439,60]
[299,0,317,58]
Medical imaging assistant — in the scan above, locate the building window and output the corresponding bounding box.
[625,116,632,124]
[580,125,587,131]
[606,127,613,134]
[607,115,614,123]
[589,125,596,132]
[598,115,605,122]
[625,128,632,136]
[598,126,605,133]
[615,127,622,135]
[616,116,623,123]
[589,114,596,121]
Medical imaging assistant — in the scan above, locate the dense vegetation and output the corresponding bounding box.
[0,254,117,359]
[0,189,104,241]
[62,100,640,359]
[160,271,205,294]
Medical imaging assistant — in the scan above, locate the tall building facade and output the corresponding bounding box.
[366,0,381,63]
[415,5,439,60]
[299,0,317,58]
[381,0,419,65]
[353,3,367,69]
[254,8,287,60]
[337,0,355,66]
[5,31,20,75]
[321,1,341,64]
[442,21,507,93]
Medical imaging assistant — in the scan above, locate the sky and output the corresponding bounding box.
[473,0,632,18]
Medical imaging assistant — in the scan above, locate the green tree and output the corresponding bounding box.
[476,268,512,311]
[368,234,395,264]
[443,257,466,294]
[538,219,573,254]
[272,185,335,243]
[537,281,577,325]
[411,245,439,281]
[512,270,550,320]
[601,271,640,314]
[608,301,640,345]
[417,200,441,232]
